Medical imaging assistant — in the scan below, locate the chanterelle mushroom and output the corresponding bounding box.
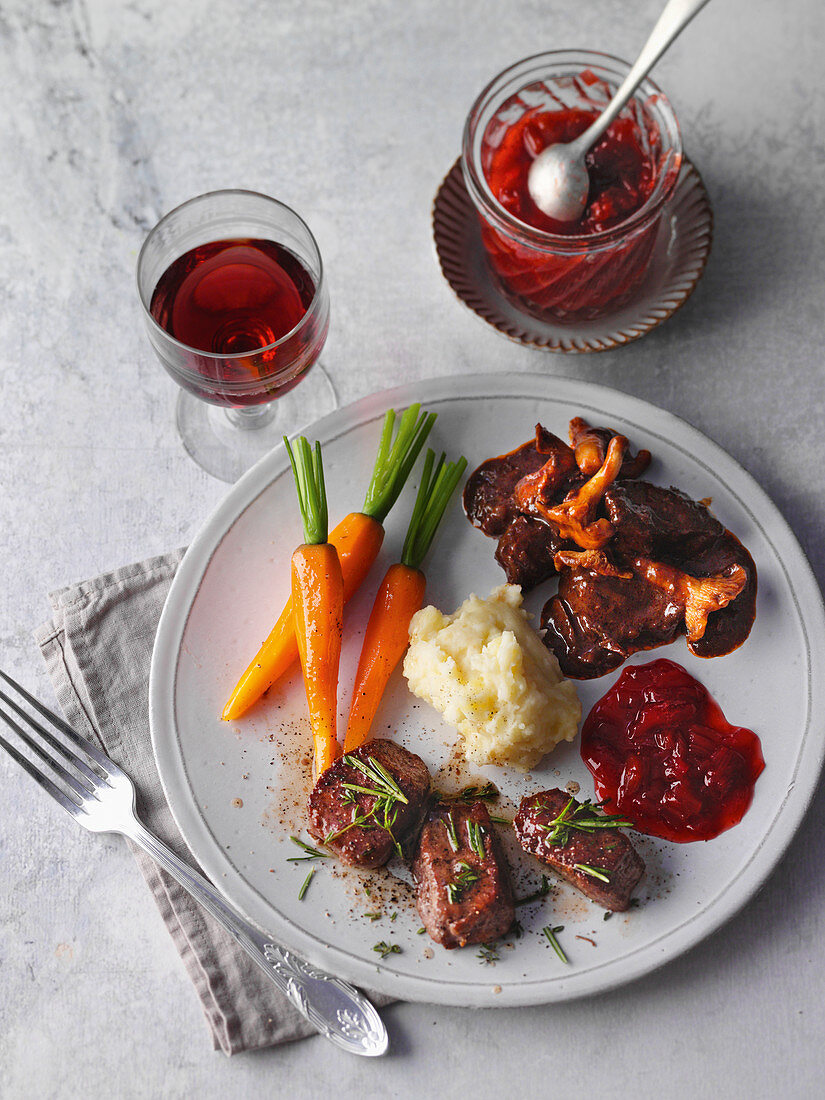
[632,558,748,642]
[537,434,627,549]
[569,417,652,479]
[553,549,633,579]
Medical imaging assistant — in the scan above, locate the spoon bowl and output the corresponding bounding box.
[525,142,591,225]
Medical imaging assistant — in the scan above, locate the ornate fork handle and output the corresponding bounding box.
[126,821,388,1056]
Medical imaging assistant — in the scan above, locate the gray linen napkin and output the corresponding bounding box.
[33,550,349,1055]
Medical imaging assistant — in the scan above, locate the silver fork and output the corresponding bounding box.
[0,668,388,1057]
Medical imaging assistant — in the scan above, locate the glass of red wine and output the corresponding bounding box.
[137,189,334,481]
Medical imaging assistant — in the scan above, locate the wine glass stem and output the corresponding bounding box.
[224,404,278,431]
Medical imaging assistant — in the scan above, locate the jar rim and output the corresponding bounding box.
[461,49,683,251]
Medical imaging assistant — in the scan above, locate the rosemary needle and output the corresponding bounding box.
[298,867,315,901]
[543,925,568,963]
[574,863,611,883]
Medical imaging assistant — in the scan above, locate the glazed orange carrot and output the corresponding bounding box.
[222,512,383,720]
[344,563,426,751]
[222,405,436,721]
[285,436,343,776]
[344,449,467,752]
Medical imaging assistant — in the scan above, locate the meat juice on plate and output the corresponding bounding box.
[149,238,318,405]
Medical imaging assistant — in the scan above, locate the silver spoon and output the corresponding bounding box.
[527,0,711,223]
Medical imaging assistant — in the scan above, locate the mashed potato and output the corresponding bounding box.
[403,584,581,771]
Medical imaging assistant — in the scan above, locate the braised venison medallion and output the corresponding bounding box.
[413,801,515,948]
[307,739,430,869]
[514,789,644,911]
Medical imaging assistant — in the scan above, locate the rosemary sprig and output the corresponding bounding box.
[477,943,499,965]
[539,797,634,847]
[489,815,512,825]
[344,754,409,806]
[372,941,401,959]
[467,819,486,860]
[298,868,315,900]
[287,836,330,862]
[365,912,382,921]
[574,863,611,883]
[449,782,499,803]
[325,754,409,858]
[515,875,551,907]
[445,863,481,904]
[543,925,568,963]
[324,807,373,845]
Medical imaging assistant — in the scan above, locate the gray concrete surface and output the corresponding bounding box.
[1,0,823,1096]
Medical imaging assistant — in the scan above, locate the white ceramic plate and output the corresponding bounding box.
[150,373,825,1007]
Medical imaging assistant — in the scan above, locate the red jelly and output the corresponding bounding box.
[581,659,765,843]
[483,107,656,237]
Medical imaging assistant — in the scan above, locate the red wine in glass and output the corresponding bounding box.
[137,191,332,482]
[149,238,319,406]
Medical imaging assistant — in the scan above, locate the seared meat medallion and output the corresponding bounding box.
[413,801,515,949]
[308,739,430,869]
[514,789,644,912]
[464,418,757,677]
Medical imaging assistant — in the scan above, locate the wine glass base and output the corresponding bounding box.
[175,363,338,482]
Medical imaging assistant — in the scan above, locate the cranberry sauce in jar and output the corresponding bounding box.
[462,54,682,323]
[483,107,656,237]
[581,659,765,843]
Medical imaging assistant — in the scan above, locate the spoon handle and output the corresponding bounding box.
[574,0,712,153]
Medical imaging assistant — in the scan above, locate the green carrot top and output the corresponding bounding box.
[284,436,328,545]
[401,448,467,571]
[361,405,437,524]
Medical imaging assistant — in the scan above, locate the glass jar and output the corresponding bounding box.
[462,50,682,323]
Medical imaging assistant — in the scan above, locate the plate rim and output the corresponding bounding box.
[149,372,825,1006]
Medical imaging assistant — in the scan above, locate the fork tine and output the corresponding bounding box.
[0,727,83,818]
[0,668,118,775]
[0,704,95,803]
[0,686,104,788]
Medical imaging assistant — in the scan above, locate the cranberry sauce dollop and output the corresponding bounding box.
[581,659,765,843]
[482,106,656,236]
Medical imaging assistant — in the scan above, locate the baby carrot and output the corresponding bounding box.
[344,449,467,752]
[284,436,343,776]
[222,405,436,721]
